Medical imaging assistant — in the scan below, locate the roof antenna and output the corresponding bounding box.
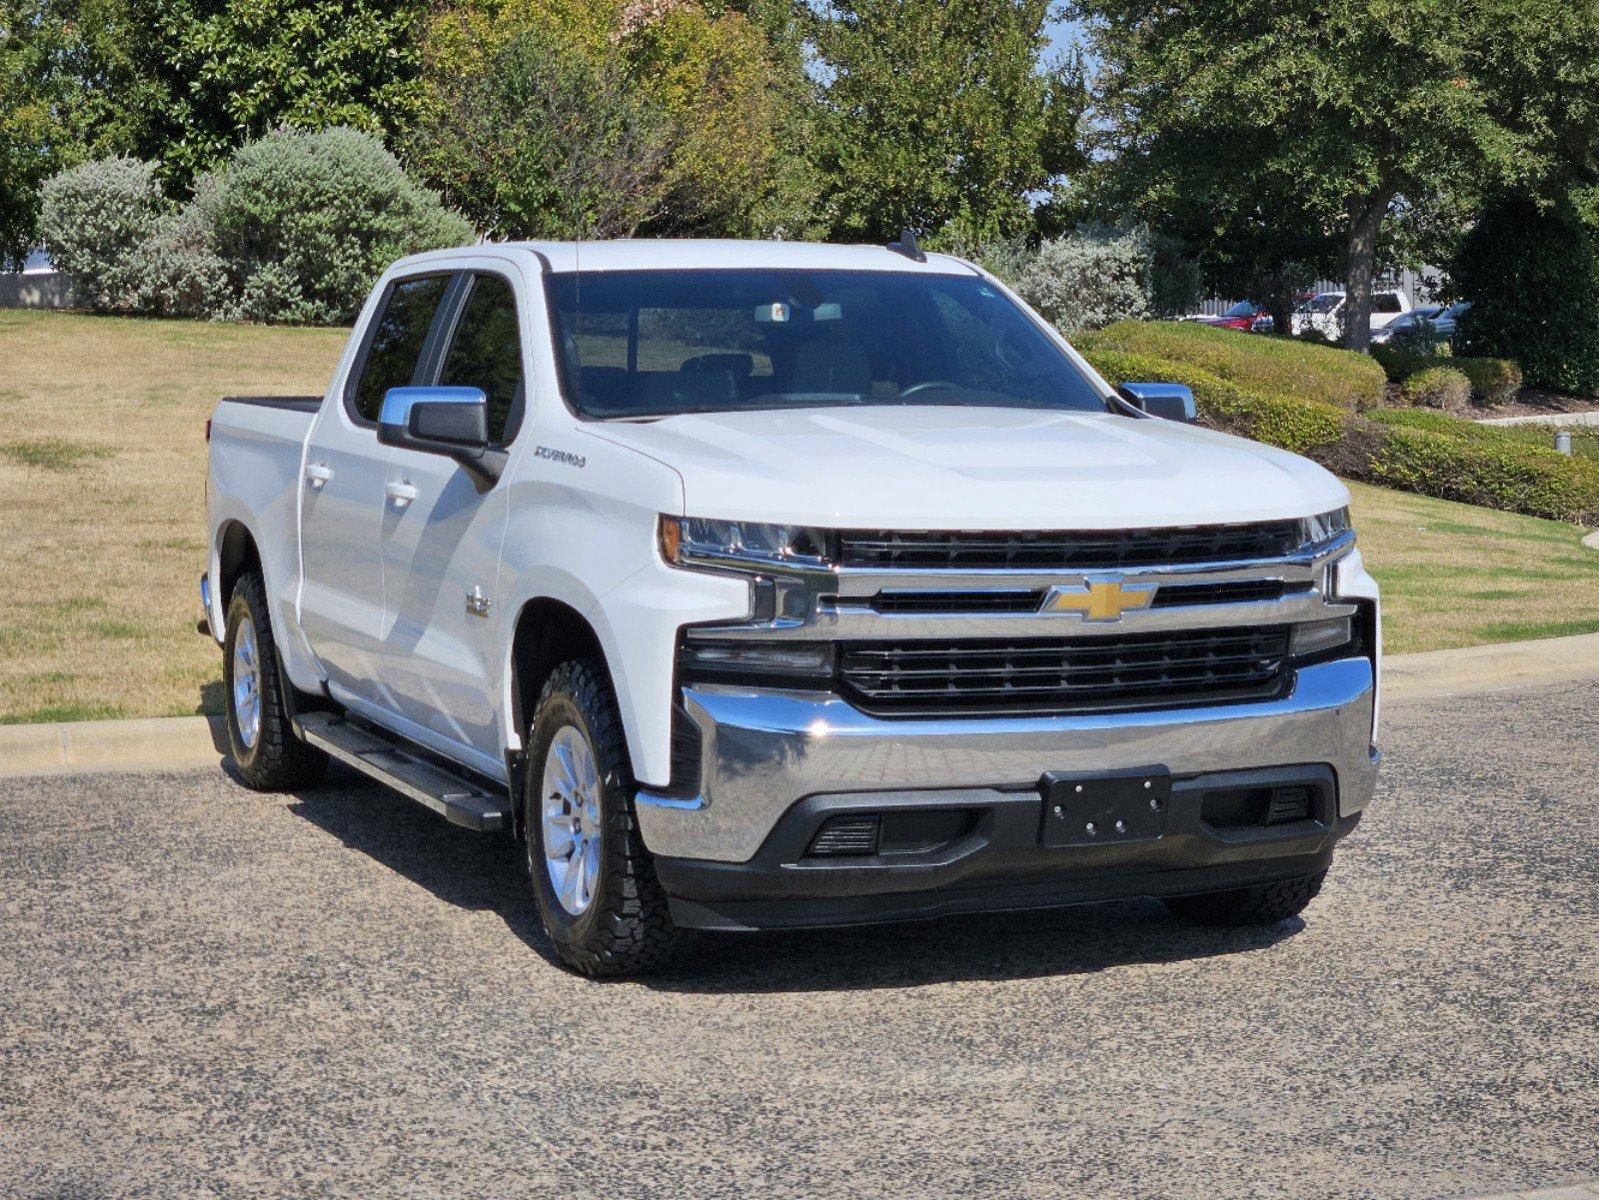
[887,227,926,263]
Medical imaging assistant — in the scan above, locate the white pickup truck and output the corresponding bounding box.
[203,238,1380,976]
[1291,289,1412,338]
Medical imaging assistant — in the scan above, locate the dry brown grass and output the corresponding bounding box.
[1,310,1595,722]
[0,311,345,723]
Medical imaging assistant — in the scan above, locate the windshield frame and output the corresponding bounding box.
[539,266,1115,423]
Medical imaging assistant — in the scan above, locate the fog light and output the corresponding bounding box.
[1290,616,1353,658]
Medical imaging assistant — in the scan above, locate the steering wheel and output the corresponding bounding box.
[898,380,960,399]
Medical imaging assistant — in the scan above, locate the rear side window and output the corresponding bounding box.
[1374,293,1403,314]
[438,274,524,444]
[349,275,451,422]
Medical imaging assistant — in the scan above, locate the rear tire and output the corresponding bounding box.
[1163,870,1326,927]
[524,658,684,977]
[222,572,328,791]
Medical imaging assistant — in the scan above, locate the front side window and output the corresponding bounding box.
[546,269,1108,419]
[350,275,451,422]
[438,274,525,444]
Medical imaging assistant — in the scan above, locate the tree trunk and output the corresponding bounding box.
[1268,296,1294,340]
[1342,188,1396,352]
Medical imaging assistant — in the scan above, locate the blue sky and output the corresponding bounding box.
[1045,16,1084,58]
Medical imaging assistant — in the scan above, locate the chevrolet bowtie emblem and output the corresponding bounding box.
[1042,579,1158,622]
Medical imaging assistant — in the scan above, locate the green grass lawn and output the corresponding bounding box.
[0,310,1595,722]
[1348,480,1599,652]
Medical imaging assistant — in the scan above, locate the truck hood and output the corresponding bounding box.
[584,406,1349,530]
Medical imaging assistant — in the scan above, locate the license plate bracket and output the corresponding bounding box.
[1040,769,1171,847]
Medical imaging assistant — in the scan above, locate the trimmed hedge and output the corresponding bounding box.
[1373,344,1524,407]
[1372,407,1599,463]
[1370,343,1429,383]
[1079,348,1348,455]
[1366,421,1599,524]
[1450,356,1523,406]
[1083,347,1599,524]
[1400,366,1472,412]
[1076,320,1387,411]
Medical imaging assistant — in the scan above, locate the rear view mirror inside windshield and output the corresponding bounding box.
[754,301,842,323]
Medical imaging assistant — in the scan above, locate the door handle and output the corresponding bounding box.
[386,480,419,509]
[304,462,333,490]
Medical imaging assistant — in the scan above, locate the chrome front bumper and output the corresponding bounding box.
[636,656,1378,863]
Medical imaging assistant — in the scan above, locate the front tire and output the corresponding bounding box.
[222,572,327,791]
[524,658,684,977]
[1163,870,1327,927]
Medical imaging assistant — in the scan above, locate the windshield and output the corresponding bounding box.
[1394,307,1441,328]
[546,269,1108,419]
[1220,300,1256,318]
[1297,293,1344,314]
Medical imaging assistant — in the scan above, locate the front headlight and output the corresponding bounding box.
[1299,506,1351,547]
[659,516,830,570]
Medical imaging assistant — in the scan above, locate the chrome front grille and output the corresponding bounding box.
[837,522,1305,571]
[837,627,1293,716]
[842,579,1305,617]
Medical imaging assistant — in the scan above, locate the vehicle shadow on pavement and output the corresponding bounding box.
[276,766,570,971]
[280,765,1303,993]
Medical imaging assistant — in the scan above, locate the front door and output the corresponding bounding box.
[376,269,527,775]
[300,273,454,712]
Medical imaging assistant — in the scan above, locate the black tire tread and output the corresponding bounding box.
[528,658,684,978]
[224,572,328,792]
[1163,870,1326,927]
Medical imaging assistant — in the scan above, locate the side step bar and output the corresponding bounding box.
[295,712,513,832]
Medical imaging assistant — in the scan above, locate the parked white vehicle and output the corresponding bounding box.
[202,238,1381,975]
[1292,289,1412,338]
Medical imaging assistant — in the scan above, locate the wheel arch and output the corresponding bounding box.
[507,596,613,754]
[215,518,262,609]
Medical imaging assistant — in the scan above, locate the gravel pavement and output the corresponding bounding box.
[2,679,1596,1199]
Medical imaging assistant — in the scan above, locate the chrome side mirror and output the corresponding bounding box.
[378,386,507,485]
[1117,382,1197,423]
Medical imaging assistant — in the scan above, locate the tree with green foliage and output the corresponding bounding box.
[118,0,434,183]
[409,34,673,239]
[1073,0,1599,350]
[807,0,1083,246]
[1454,196,1599,395]
[0,0,141,267]
[410,0,817,239]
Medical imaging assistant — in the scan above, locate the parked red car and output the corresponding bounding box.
[1197,300,1263,331]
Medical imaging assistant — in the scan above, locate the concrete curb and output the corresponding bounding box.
[1583,529,1599,550]
[1456,1185,1599,1200]
[0,714,227,778]
[1383,630,1599,700]
[3,632,1599,778]
[1478,409,1599,427]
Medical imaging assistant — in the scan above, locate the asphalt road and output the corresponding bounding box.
[2,680,1596,1200]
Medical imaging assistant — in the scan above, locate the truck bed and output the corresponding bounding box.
[206,395,325,681]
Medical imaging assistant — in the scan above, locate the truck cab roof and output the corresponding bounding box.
[391,238,982,276]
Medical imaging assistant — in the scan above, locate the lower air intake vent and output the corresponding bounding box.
[1265,785,1313,825]
[808,816,880,857]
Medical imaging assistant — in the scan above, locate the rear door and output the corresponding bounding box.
[300,273,453,711]
[375,267,527,775]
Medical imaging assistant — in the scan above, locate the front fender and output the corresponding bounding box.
[494,433,747,783]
